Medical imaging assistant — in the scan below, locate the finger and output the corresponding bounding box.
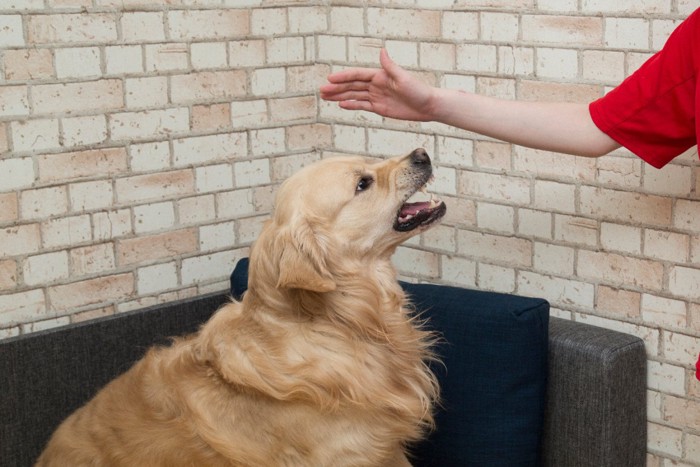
[326,67,378,84]
[321,90,370,102]
[338,100,373,112]
[319,81,370,97]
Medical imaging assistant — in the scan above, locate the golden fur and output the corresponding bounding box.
[37,150,446,466]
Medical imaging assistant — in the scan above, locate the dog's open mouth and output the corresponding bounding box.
[394,182,447,232]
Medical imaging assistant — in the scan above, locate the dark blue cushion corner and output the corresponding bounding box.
[230,259,549,467]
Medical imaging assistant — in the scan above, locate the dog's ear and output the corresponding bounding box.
[276,221,336,293]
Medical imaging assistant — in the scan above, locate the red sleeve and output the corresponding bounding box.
[589,9,699,169]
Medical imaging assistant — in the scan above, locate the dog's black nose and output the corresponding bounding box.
[410,148,431,167]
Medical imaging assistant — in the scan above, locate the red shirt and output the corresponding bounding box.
[589,8,699,169]
[590,10,700,382]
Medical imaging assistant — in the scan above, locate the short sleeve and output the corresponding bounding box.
[589,9,699,168]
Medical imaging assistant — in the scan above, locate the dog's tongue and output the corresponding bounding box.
[400,201,431,217]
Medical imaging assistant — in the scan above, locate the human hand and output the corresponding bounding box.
[320,49,437,122]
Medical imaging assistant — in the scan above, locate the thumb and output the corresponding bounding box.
[379,48,401,78]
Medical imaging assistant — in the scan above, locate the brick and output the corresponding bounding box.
[669,266,700,300]
[61,115,108,147]
[554,215,598,246]
[688,432,700,463]
[479,264,516,293]
[457,230,532,267]
[536,48,578,80]
[237,216,266,245]
[48,273,134,311]
[367,128,434,158]
[110,108,189,141]
[456,44,498,73]
[473,141,508,170]
[534,180,576,213]
[288,65,330,94]
[459,171,530,204]
[137,262,177,295]
[123,75,167,111]
[70,306,114,324]
[0,157,34,191]
[250,128,285,157]
[130,141,170,172]
[477,202,514,233]
[173,132,247,167]
[0,85,29,117]
[0,224,41,258]
[20,186,68,220]
[116,170,194,204]
[647,361,685,395]
[11,119,59,152]
[521,15,602,45]
[231,100,268,128]
[675,199,700,231]
[328,7,363,35]
[250,8,286,36]
[269,96,316,123]
[181,249,245,285]
[200,221,236,251]
[643,163,692,196]
[0,289,46,328]
[393,246,440,278]
[133,202,175,234]
[93,209,132,241]
[0,193,18,224]
[69,180,114,212]
[27,14,117,44]
[582,50,626,83]
[289,6,327,34]
[442,11,478,41]
[117,228,197,267]
[191,42,228,70]
[55,47,101,78]
[518,271,594,309]
[513,146,597,182]
[3,48,54,81]
[120,12,165,42]
[0,259,17,289]
[518,209,552,240]
[229,40,266,67]
[605,18,650,50]
[195,164,234,193]
[33,79,123,114]
[663,331,700,370]
[216,188,256,220]
[644,229,689,263]
[171,70,247,103]
[498,46,534,76]
[596,285,641,318]
[23,251,69,286]
[582,0,670,14]
[168,9,249,40]
[580,186,673,227]
[367,9,440,38]
[105,45,143,75]
[251,68,286,95]
[481,12,519,42]
[144,44,188,72]
[270,153,319,183]
[192,104,231,132]
[0,15,24,47]
[642,293,687,328]
[578,250,664,290]
[596,156,642,189]
[177,195,216,225]
[38,148,128,183]
[267,37,305,65]
[234,159,270,188]
[419,42,455,71]
[384,40,418,68]
[441,255,477,288]
[600,222,641,254]
[42,214,92,249]
[534,242,575,276]
[287,124,331,153]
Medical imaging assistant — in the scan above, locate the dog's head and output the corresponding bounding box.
[253,149,446,293]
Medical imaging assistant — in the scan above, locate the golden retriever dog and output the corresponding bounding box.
[37,149,447,467]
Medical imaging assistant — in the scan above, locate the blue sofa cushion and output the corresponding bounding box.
[230,258,549,467]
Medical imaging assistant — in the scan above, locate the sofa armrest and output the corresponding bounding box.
[542,317,646,467]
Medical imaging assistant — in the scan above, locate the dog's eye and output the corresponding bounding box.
[356,176,373,193]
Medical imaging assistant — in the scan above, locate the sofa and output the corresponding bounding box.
[1,258,646,466]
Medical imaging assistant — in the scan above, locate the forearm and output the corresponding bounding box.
[429,88,619,158]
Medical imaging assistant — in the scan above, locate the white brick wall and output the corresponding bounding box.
[0,2,697,464]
